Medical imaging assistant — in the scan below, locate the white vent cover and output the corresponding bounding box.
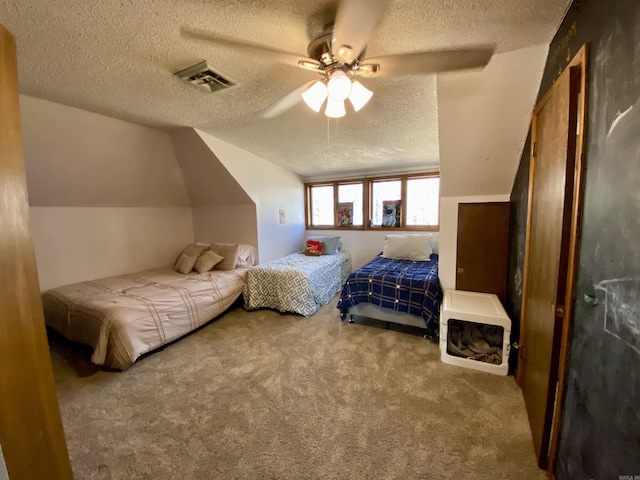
[174,61,236,93]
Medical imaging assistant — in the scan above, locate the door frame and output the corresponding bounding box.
[516,44,588,477]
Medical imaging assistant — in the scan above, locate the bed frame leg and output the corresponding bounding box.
[423,331,439,343]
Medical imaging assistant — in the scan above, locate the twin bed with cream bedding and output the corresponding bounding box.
[42,243,255,370]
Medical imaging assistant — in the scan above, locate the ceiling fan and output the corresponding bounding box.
[182,0,495,119]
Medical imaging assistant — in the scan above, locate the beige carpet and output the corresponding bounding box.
[49,296,545,480]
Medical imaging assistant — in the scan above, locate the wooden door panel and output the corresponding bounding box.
[0,25,73,479]
[520,64,578,469]
[456,202,510,303]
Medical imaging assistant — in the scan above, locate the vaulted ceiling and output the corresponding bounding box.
[1,0,571,191]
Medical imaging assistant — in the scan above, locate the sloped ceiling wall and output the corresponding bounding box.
[20,96,194,290]
[195,130,306,263]
[171,128,259,250]
[21,96,190,207]
[171,128,254,208]
[437,44,550,197]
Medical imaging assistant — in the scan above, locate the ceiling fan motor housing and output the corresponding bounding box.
[307,24,366,69]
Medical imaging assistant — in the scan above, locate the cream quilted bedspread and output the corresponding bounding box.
[42,266,248,370]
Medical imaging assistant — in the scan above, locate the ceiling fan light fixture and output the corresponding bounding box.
[326,71,352,101]
[301,81,328,112]
[348,80,373,112]
[325,97,346,118]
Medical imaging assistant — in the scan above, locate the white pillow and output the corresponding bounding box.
[381,234,433,261]
[236,244,257,267]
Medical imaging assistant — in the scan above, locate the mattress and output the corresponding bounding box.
[243,251,352,316]
[337,253,442,331]
[42,266,248,370]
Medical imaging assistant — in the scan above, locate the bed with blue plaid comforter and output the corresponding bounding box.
[337,253,442,331]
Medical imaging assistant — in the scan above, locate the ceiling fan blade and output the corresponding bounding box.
[181,27,321,71]
[262,80,317,119]
[363,46,496,77]
[332,0,384,64]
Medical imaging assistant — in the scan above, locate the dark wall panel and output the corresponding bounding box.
[506,0,640,477]
[505,131,530,371]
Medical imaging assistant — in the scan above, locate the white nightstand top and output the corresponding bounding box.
[441,289,510,327]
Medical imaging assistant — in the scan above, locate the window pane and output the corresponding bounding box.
[337,183,363,226]
[406,177,440,226]
[371,180,401,227]
[310,185,334,226]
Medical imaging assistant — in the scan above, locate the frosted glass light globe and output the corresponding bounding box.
[327,71,352,101]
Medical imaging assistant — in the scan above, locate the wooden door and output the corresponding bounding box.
[518,56,583,470]
[0,25,73,479]
[456,202,510,303]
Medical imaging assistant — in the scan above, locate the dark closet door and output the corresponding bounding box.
[455,202,510,303]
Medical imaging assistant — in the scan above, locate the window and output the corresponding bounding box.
[338,183,364,226]
[307,181,364,228]
[406,176,440,227]
[305,172,439,230]
[370,179,401,227]
[310,184,333,226]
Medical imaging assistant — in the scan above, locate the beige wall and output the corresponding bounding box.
[438,194,510,290]
[197,131,305,263]
[31,207,193,291]
[20,96,193,290]
[192,205,257,247]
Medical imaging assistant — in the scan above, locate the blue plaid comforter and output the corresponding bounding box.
[337,253,442,331]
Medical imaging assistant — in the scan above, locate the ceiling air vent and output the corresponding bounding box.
[174,61,236,93]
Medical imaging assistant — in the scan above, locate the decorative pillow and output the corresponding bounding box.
[174,253,198,274]
[174,243,209,273]
[210,243,239,271]
[306,236,341,255]
[305,239,324,256]
[175,243,208,264]
[194,250,224,274]
[381,234,433,261]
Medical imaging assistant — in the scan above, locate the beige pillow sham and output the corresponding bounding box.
[210,243,239,271]
[194,250,224,274]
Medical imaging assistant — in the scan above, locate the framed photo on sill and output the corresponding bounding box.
[336,202,354,226]
[382,200,401,227]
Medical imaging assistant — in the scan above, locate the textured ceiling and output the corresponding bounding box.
[1,0,570,179]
